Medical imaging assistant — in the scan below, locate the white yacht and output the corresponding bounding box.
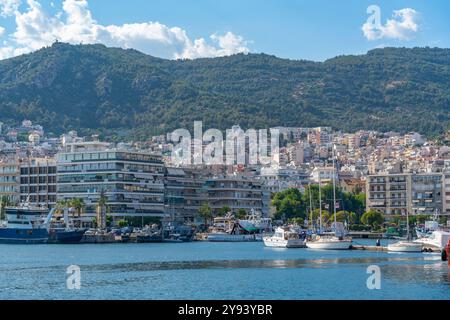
[387,241,423,253]
[306,234,352,250]
[263,227,306,248]
[414,230,450,251]
[387,210,423,253]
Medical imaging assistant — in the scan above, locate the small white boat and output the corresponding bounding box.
[387,208,424,253]
[387,241,423,253]
[263,227,306,248]
[306,235,352,250]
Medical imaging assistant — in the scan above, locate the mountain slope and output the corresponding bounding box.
[0,43,448,138]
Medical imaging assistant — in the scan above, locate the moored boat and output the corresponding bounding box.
[263,227,306,248]
[388,208,423,253]
[306,234,352,250]
[387,241,423,253]
[414,230,450,251]
[48,229,86,244]
[0,204,53,244]
[207,214,258,242]
[306,150,352,251]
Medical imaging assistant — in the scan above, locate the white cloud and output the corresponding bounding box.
[362,8,420,41]
[0,26,5,37]
[0,0,21,17]
[0,0,250,60]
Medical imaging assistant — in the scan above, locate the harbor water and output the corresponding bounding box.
[0,240,449,300]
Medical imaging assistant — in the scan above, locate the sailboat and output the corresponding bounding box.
[306,148,352,250]
[387,210,423,253]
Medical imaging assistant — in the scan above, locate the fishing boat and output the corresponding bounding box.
[239,209,273,234]
[0,204,53,244]
[306,148,352,250]
[131,226,163,243]
[263,227,306,248]
[163,222,195,242]
[207,224,258,242]
[207,215,258,242]
[48,207,86,244]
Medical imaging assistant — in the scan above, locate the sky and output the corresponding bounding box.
[0,0,448,61]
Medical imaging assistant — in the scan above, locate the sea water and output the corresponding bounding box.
[0,240,448,300]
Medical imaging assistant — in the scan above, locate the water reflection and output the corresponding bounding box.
[57,256,439,272]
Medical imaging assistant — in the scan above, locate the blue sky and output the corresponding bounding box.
[0,0,448,61]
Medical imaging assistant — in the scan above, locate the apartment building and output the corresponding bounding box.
[410,174,443,216]
[19,158,57,206]
[366,174,410,216]
[205,177,265,216]
[444,171,450,216]
[0,158,20,203]
[56,141,165,218]
[310,167,338,184]
[164,167,207,222]
[259,167,309,193]
[367,173,446,217]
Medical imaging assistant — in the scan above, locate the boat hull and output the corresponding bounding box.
[263,238,306,248]
[208,233,257,242]
[387,242,423,253]
[0,228,49,244]
[306,240,352,250]
[48,230,86,244]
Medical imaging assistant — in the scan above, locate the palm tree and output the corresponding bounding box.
[56,199,69,216]
[96,191,108,229]
[70,198,85,218]
[198,203,213,227]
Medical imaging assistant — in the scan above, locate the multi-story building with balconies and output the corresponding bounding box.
[19,158,57,206]
[410,174,443,216]
[56,141,166,218]
[205,177,264,215]
[0,158,20,204]
[367,173,446,218]
[366,174,410,217]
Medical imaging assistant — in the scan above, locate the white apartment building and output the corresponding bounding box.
[56,141,166,218]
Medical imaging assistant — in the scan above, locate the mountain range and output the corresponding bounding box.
[0,42,448,139]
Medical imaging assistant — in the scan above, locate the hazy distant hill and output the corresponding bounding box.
[0,43,448,139]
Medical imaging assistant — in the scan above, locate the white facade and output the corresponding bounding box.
[56,142,166,218]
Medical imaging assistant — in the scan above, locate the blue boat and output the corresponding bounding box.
[48,229,86,244]
[0,205,53,244]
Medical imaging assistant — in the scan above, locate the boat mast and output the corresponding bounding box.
[406,209,410,241]
[332,145,338,230]
[308,184,314,231]
[319,177,323,234]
